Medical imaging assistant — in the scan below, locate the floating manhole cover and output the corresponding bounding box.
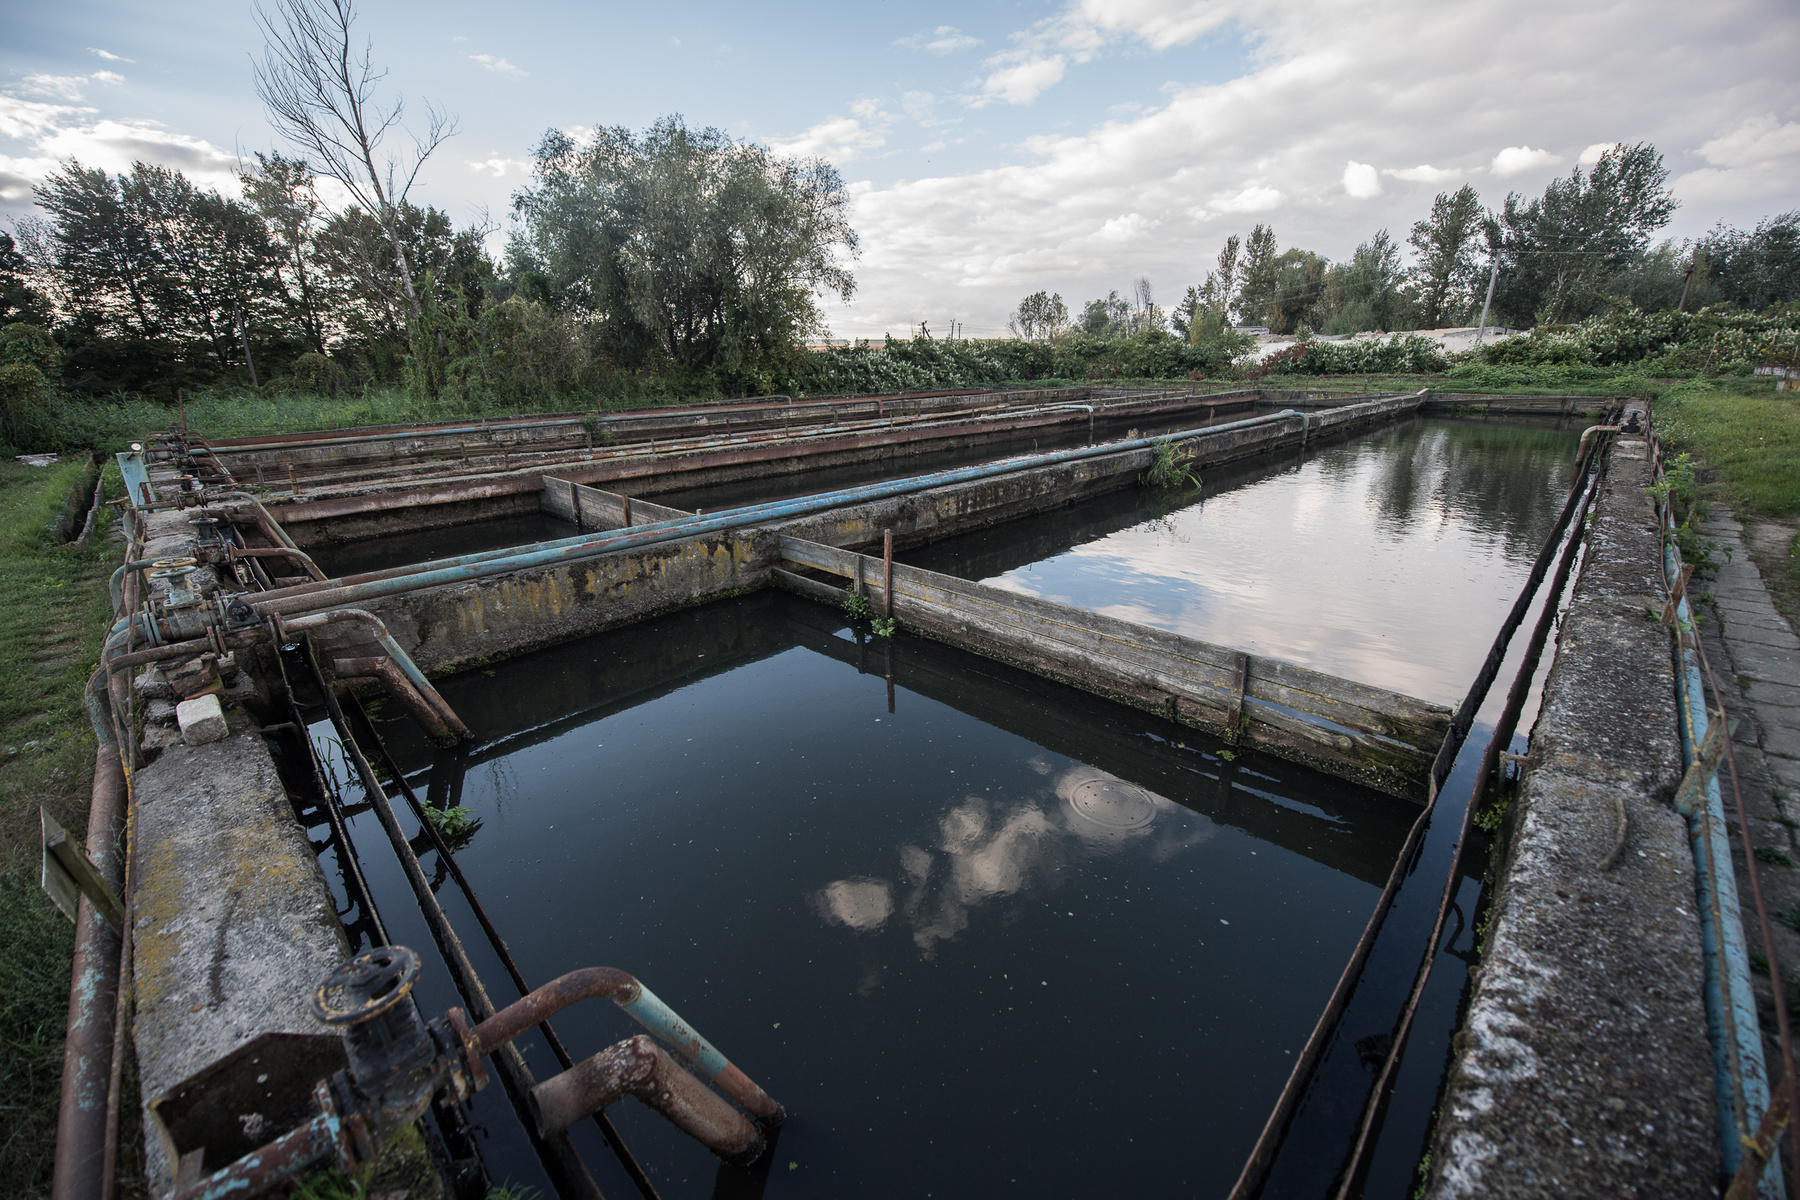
[1066,777,1157,830]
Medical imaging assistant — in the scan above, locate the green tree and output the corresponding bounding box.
[240,152,330,356]
[1079,291,1132,336]
[1008,290,1069,340]
[1265,248,1327,334]
[0,233,50,327]
[1319,230,1403,333]
[1699,211,1800,312]
[29,161,280,387]
[1236,224,1280,326]
[1406,184,1484,327]
[509,116,857,385]
[1485,142,1678,326]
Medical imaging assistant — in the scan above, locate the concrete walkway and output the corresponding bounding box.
[1696,513,1800,1062]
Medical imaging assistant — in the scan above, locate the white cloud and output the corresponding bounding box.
[1095,212,1156,241]
[1577,141,1616,165]
[826,0,1800,339]
[767,117,887,163]
[0,95,92,141]
[1673,113,1800,209]
[1342,160,1382,198]
[467,156,533,178]
[896,25,982,54]
[0,92,240,203]
[469,54,528,77]
[1698,113,1800,170]
[902,91,936,121]
[1490,145,1563,176]
[1211,185,1285,213]
[37,119,239,187]
[86,48,133,63]
[1384,164,1461,183]
[975,57,1068,107]
[21,75,90,102]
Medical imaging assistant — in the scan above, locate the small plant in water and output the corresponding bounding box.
[870,615,898,638]
[1141,438,1201,490]
[424,804,482,850]
[842,592,873,620]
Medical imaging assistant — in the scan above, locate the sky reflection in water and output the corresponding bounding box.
[910,416,1583,705]
[360,596,1405,1198]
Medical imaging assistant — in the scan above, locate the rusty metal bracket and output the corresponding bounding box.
[1672,709,1733,817]
[40,807,123,931]
[1225,652,1250,746]
[1662,562,1696,625]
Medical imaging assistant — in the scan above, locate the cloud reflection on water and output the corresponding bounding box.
[814,765,1214,958]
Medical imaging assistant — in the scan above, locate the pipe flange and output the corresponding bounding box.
[445,1006,489,1093]
[311,946,422,1027]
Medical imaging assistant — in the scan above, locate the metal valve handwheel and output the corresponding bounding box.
[311,945,421,1026]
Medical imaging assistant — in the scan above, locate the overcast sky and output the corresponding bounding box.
[3,0,1797,338]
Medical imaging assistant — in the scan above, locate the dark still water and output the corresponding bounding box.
[312,510,576,577]
[344,592,1412,1200]
[908,415,1584,706]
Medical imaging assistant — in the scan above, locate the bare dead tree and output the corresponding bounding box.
[253,0,455,321]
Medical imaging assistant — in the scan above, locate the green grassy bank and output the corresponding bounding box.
[0,458,122,1197]
[1654,377,1800,612]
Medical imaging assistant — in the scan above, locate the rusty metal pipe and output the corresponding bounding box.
[229,544,322,573]
[333,657,457,746]
[170,1088,349,1200]
[532,1036,763,1164]
[471,969,783,1124]
[1577,423,1621,460]
[280,609,468,740]
[50,723,127,1200]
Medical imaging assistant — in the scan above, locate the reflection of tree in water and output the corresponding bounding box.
[1362,420,1578,554]
[812,764,1214,964]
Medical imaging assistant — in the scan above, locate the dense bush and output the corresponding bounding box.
[1472,302,1800,374]
[1255,333,1448,377]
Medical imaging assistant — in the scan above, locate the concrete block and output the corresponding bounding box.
[175,694,228,745]
[133,735,350,1196]
[1733,641,1800,682]
[1727,622,1800,652]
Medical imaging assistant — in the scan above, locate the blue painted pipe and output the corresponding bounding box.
[1667,531,1780,1194]
[249,407,1312,617]
[619,982,731,1081]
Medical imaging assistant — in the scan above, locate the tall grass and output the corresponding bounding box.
[0,458,123,1197]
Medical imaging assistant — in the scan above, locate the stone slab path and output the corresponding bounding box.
[1696,514,1800,1044]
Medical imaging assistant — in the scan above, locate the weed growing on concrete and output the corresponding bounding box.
[1141,438,1201,490]
[1755,845,1798,868]
[1472,794,1513,834]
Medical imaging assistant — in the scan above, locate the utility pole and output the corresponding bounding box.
[1678,249,1697,312]
[1474,258,1500,347]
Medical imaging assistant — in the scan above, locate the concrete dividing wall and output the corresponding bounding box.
[314,532,765,674]
[1424,428,1718,1197]
[540,478,691,530]
[300,394,1424,678]
[774,536,1449,799]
